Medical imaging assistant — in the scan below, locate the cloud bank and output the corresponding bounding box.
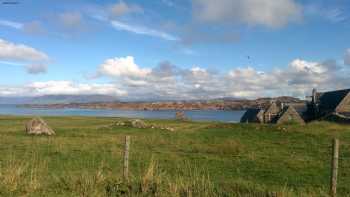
[1,53,349,100]
[93,55,349,100]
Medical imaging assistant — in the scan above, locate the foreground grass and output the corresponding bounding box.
[0,116,350,196]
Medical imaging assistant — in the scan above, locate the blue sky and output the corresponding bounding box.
[0,0,349,100]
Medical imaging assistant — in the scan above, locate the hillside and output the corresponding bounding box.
[20,96,305,111]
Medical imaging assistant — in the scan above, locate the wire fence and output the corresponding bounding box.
[121,136,349,196]
[2,133,347,196]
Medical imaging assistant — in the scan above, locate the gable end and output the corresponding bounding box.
[335,92,350,115]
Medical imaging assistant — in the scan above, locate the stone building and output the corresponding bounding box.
[241,88,350,124]
[240,102,305,125]
[307,88,350,120]
[276,105,305,125]
[263,102,282,123]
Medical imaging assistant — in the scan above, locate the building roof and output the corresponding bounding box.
[265,102,281,115]
[240,108,262,123]
[318,89,350,112]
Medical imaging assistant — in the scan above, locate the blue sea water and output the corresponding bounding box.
[0,105,245,123]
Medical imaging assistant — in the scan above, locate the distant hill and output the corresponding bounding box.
[20,96,305,111]
[0,95,119,104]
[256,96,303,103]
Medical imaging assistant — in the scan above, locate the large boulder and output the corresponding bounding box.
[25,117,55,135]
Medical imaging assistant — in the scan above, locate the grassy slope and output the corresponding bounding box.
[0,116,350,196]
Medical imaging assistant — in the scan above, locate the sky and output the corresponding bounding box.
[0,0,350,100]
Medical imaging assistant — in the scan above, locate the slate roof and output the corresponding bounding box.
[318,89,350,112]
[240,108,261,123]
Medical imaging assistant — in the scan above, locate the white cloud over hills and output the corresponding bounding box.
[0,81,126,97]
[1,53,349,100]
[92,55,350,100]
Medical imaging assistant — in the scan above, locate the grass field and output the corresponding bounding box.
[0,116,350,196]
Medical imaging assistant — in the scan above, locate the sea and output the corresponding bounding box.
[0,104,245,123]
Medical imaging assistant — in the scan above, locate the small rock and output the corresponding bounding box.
[130,119,147,128]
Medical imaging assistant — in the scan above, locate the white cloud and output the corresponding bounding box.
[226,59,347,98]
[109,1,143,17]
[289,59,324,73]
[23,21,46,35]
[0,86,25,96]
[181,48,197,55]
[0,38,49,62]
[90,3,177,41]
[0,19,23,29]
[59,12,83,29]
[110,20,179,41]
[161,0,175,7]
[26,64,47,74]
[0,81,126,97]
[305,5,347,23]
[192,0,303,27]
[98,56,151,78]
[25,81,127,96]
[324,8,347,23]
[0,38,49,74]
[0,19,46,35]
[0,60,25,66]
[344,49,350,65]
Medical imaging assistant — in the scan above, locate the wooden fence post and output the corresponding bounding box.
[123,135,130,182]
[330,138,339,197]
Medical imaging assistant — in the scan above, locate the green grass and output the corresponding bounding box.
[0,116,350,196]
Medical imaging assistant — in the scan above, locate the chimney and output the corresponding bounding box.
[312,88,317,104]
